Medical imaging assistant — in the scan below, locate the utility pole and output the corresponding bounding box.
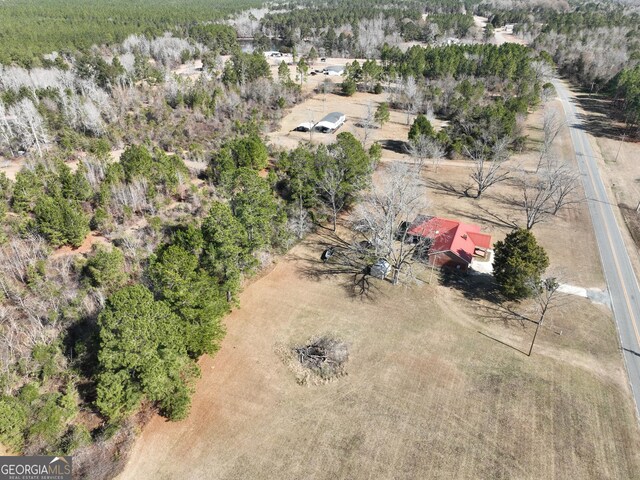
[308,109,314,143]
[613,133,626,163]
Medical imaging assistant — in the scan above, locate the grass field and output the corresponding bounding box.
[119,227,640,479]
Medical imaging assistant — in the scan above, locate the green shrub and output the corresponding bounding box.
[341,78,356,96]
[82,246,127,292]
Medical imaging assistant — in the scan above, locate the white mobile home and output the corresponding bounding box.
[323,65,345,76]
[314,112,346,133]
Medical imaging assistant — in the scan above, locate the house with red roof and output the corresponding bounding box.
[407,215,492,272]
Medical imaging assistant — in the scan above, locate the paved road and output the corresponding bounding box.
[554,79,640,416]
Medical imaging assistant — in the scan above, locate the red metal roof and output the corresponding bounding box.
[407,216,492,264]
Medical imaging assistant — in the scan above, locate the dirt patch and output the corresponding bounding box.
[268,89,442,156]
[0,155,27,181]
[51,232,109,258]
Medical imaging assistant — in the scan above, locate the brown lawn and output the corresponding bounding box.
[119,228,639,479]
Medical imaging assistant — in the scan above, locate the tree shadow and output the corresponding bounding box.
[478,331,529,356]
[441,271,536,354]
[441,271,540,325]
[354,122,379,129]
[571,92,636,140]
[424,178,470,197]
[63,315,100,404]
[470,205,518,229]
[293,230,382,301]
[440,270,500,302]
[380,139,409,154]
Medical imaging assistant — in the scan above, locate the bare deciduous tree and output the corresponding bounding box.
[0,101,16,156]
[516,161,580,229]
[288,195,312,240]
[109,179,152,218]
[531,60,554,85]
[351,163,429,285]
[465,137,512,198]
[402,76,422,125]
[536,108,563,172]
[528,277,561,356]
[8,98,48,156]
[318,165,346,232]
[409,135,446,172]
[360,101,376,147]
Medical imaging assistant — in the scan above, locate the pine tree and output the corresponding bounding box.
[408,114,434,141]
[493,228,549,300]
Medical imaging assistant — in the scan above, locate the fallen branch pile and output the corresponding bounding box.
[292,335,349,383]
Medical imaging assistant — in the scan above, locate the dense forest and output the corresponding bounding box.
[0,0,262,66]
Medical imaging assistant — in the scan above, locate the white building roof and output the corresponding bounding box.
[314,112,346,132]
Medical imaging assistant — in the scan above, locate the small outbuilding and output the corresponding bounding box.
[314,112,346,133]
[407,216,492,272]
[293,122,315,132]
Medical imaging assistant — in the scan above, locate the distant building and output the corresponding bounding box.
[314,112,346,133]
[323,65,345,76]
[407,216,492,272]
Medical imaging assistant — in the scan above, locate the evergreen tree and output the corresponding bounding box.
[82,246,127,293]
[148,244,227,357]
[408,114,434,141]
[375,102,390,127]
[341,78,356,96]
[230,168,285,252]
[493,228,550,300]
[201,201,252,299]
[120,145,154,182]
[34,195,89,247]
[12,169,44,213]
[278,60,291,85]
[96,285,199,422]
